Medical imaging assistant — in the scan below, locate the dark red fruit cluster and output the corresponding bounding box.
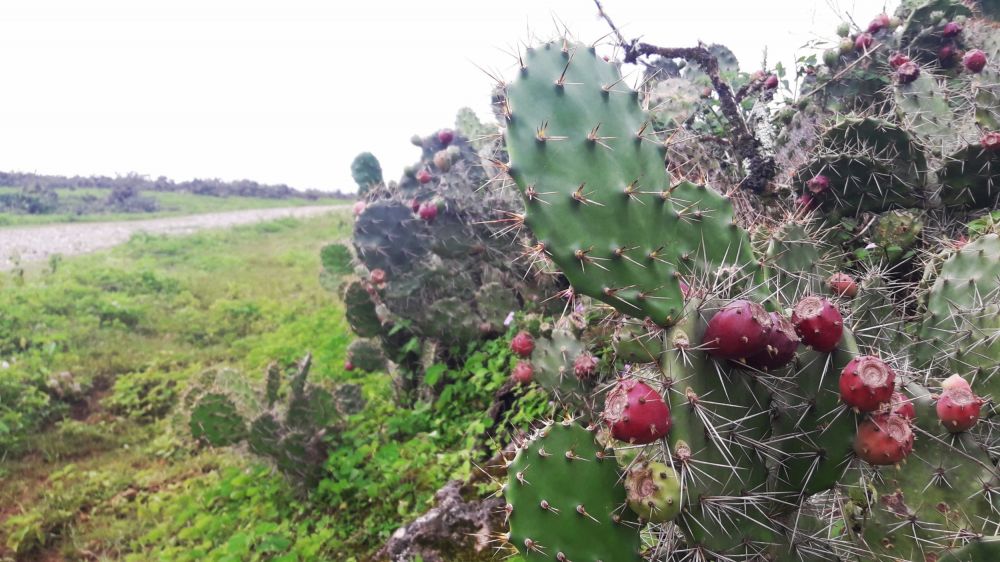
[792,296,843,352]
[964,49,987,73]
[854,413,914,465]
[511,361,533,384]
[854,32,874,51]
[417,201,438,221]
[936,375,982,432]
[806,174,830,194]
[745,312,800,370]
[603,378,671,444]
[983,131,1000,152]
[827,272,858,298]
[702,300,772,361]
[839,355,896,412]
[895,61,921,84]
[573,352,598,380]
[888,52,910,69]
[510,331,534,357]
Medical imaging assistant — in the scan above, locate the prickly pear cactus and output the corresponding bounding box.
[494,11,1000,558]
[350,152,383,194]
[184,355,350,487]
[504,40,762,326]
[504,420,642,561]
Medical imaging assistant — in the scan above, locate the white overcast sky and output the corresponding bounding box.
[0,0,895,193]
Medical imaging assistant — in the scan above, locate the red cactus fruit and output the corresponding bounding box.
[603,378,671,444]
[417,202,438,221]
[939,43,956,64]
[746,313,800,370]
[936,374,983,432]
[942,21,963,37]
[409,198,421,213]
[867,13,890,33]
[806,174,830,194]
[344,360,355,372]
[983,131,1000,152]
[416,169,432,184]
[764,74,779,89]
[437,129,454,146]
[888,52,910,69]
[855,33,874,52]
[963,49,987,73]
[573,352,598,380]
[352,201,366,216]
[701,300,773,361]
[369,268,386,285]
[510,331,534,357]
[827,272,858,298]
[854,413,914,465]
[796,193,817,211]
[895,61,921,84]
[512,361,534,384]
[889,391,916,420]
[839,355,896,412]
[792,296,843,352]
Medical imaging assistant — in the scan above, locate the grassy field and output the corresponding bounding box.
[0,212,539,561]
[0,187,345,227]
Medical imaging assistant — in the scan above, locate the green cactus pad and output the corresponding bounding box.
[504,41,761,326]
[532,329,592,412]
[916,233,1000,381]
[286,387,338,431]
[248,413,282,458]
[855,382,999,561]
[869,209,924,263]
[768,333,860,499]
[505,421,642,562]
[353,200,429,276]
[895,72,978,156]
[343,279,383,338]
[190,393,247,447]
[346,338,387,372]
[473,281,518,331]
[762,221,836,305]
[660,300,774,553]
[350,152,383,193]
[320,242,354,276]
[939,142,1000,209]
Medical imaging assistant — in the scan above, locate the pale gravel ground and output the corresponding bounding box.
[0,205,348,270]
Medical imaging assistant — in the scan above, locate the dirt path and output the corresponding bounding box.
[0,205,347,269]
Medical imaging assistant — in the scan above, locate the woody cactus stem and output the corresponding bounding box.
[594,0,775,192]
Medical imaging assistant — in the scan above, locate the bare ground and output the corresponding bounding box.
[0,205,347,270]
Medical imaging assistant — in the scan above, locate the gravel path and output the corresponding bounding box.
[0,205,347,269]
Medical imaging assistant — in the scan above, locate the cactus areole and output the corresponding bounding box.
[603,378,671,444]
[792,296,843,352]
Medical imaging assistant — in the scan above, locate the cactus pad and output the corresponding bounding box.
[505,421,641,561]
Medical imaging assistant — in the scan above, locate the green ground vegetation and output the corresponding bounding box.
[0,212,543,561]
[0,187,344,227]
